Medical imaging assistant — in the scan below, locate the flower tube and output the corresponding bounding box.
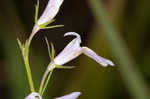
[54,32,114,67]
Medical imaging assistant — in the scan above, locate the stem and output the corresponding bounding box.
[41,70,53,96]
[23,56,35,92]
[88,0,150,99]
[28,24,40,46]
[39,62,54,95]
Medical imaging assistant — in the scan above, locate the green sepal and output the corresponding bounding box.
[35,0,39,24]
[45,37,52,60]
[44,37,55,61]
[41,25,64,29]
[39,19,55,28]
[55,65,75,69]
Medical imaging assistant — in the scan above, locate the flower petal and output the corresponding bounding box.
[82,47,114,67]
[37,0,64,25]
[54,32,82,65]
[25,92,42,99]
[64,32,81,43]
[54,92,81,99]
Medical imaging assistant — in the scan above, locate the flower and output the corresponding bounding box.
[25,92,42,99]
[29,0,64,45]
[37,0,64,25]
[54,92,81,99]
[25,92,81,99]
[53,32,114,67]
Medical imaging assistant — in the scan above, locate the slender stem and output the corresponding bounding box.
[28,24,40,46]
[41,70,53,96]
[88,0,150,99]
[23,56,35,92]
[39,62,54,95]
[39,69,49,94]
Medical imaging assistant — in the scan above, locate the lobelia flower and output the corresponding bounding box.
[54,92,81,99]
[37,0,64,25]
[25,92,42,99]
[25,92,81,99]
[29,0,64,45]
[52,32,114,69]
[39,32,114,97]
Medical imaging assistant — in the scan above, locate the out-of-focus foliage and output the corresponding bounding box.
[0,0,150,99]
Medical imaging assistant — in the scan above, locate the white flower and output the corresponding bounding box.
[54,32,114,67]
[29,0,64,45]
[25,92,42,99]
[25,92,81,99]
[37,0,64,25]
[54,92,81,99]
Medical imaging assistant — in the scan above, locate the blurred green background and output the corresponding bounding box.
[0,0,150,99]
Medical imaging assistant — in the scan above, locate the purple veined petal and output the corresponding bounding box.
[37,0,64,25]
[82,47,114,67]
[25,92,42,99]
[54,32,82,65]
[54,92,81,99]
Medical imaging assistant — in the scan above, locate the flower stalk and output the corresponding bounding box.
[38,62,54,95]
[17,40,35,92]
[38,32,114,96]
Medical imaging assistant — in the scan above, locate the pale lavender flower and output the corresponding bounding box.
[29,0,64,45]
[25,92,42,99]
[54,92,81,99]
[25,92,81,99]
[37,0,64,25]
[54,32,114,67]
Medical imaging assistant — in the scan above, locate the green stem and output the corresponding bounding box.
[23,56,35,92]
[88,0,150,99]
[41,70,53,96]
[39,62,54,96]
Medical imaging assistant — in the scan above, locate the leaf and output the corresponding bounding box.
[39,19,55,28]
[41,25,64,29]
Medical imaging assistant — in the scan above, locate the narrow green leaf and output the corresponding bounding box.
[56,65,75,69]
[35,0,39,24]
[39,19,55,28]
[45,37,52,60]
[41,25,64,29]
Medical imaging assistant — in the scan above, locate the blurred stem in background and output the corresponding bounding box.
[88,0,150,99]
[0,1,48,99]
[0,0,28,99]
[0,1,40,99]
